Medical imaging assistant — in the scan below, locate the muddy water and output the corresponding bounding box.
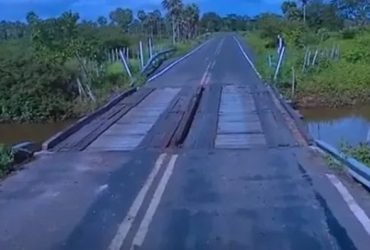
[1,106,369,148]
[0,121,74,146]
[301,105,370,147]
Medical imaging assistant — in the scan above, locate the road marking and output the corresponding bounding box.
[199,39,221,86]
[131,154,179,249]
[200,61,213,86]
[148,39,212,82]
[232,36,262,79]
[215,38,224,56]
[108,153,168,250]
[326,174,370,236]
[95,184,109,195]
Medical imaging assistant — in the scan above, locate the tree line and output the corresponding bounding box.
[0,0,369,121]
[254,0,369,48]
[0,1,254,43]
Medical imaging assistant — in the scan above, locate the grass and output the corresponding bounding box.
[324,155,344,171]
[243,30,370,107]
[341,142,370,167]
[0,144,13,177]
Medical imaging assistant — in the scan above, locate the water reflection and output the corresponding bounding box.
[301,105,370,147]
[0,121,74,146]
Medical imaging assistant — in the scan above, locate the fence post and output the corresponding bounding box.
[139,41,144,69]
[268,55,272,68]
[137,49,141,67]
[274,46,286,82]
[119,50,133,79]
[302,48,309,72]
[331,45,336,59]
[306,50,312,68]
[126,48,130,64]
[336,45,340,59]
[312,49,319,66]
[291,66,296,98]
[148,37,153,59]
[277,35,283,56]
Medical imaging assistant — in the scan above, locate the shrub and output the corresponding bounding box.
[341,28,358,39]
[341,142,370,167]
[0,144,13,177]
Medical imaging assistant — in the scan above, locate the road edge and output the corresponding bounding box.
[233,34,313,145]
[147,38,213,82]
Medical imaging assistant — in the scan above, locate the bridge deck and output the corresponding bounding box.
[1,34,370,250]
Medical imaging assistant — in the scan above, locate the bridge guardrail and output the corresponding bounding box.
[141,48,176,77]
[315,140,370,189]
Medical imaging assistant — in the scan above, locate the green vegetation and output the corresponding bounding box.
[0,144,13,177]
[0,13,137,122]
[341,142,370,167]
[0,0,254,122]
[244,0,370,108]
[324,155,344,171]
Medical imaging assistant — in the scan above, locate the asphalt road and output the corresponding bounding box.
[1,34,370,250]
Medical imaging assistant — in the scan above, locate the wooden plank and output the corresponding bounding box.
[85,87,180,151]
[140,88,192,148]
[45,88,137,151]
[215,134,266,149]
[183,85,222,149]
[143,113,184,149]
[168,87,203,147]
[72,88,154,151]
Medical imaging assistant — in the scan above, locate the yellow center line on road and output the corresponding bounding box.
[199,38,224,86]
[130,155,179,249]
[108,153,169,250]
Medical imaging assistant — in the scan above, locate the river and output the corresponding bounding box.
[0,106,369,148]
[0,121,74,146]
[301,105,370,147]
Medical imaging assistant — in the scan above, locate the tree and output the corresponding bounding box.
[137,10,147,23]
[26,11,39,25]
[137,10,147,34]
[306,0,343,30]
[201,12,223,32]
[281,1,302,21]
[333,0,370,26]
[31,12,86,61]
[301,0,309,24]
[109,8,133,32]
[97,16,108,26]
[182,4,200,39]
[162,0,184,44]
[152,10,164,37]
[255,13,284,44]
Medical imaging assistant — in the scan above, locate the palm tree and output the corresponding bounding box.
[301,0,309,24]
[162,0,183,44]
[182,4,200,39]
[152,10,163,38]
[137,10,147,34]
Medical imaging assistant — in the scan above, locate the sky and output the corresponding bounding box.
[0,0,283,21]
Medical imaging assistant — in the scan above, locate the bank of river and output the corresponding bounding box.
[0,121,74,146]
[301,105,370,147]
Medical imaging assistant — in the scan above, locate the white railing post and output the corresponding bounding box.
[274,46,286,82]
[139,41,144,69]
[119,50,133,79]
